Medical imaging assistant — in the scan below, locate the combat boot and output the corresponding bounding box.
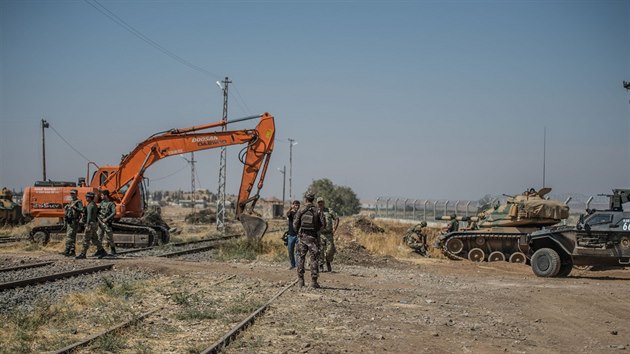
[311,278,321,289]
[108,247,117,257]
[75,253,86,259]
[326,261,332,272]
[97,249,107,259]
[298,277,305,288]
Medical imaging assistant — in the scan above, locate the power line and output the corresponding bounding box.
[151,163,189,181]
[231,83,252,115]
[48,125,93,163]
[84,0,222,80]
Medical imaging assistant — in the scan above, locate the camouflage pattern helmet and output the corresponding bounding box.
[419,221,427,227]
[304,192,315,200]
[316,197,324,203]
[451,214,457,219]
[86,192,95,198]
[70,189,78,194]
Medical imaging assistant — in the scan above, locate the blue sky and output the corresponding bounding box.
[1,0,629,202]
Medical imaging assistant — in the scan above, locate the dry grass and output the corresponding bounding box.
[0,224,31,238]
[336,217,447,260]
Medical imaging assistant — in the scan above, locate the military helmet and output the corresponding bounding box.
[419,221,427,227]
[316,197,324,203]
[450,214,457,219]
[101,189,110,196]
[305,192,315,200]
[70,189,78,194]
[86,192,95,198]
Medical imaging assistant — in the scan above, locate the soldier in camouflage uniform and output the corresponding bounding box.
[403,221,428,256]
[76,192,105,259]
[97,190,117,257]
[447,214,459,233]
[317,197,338,272]
[293,193,326,288]
[62,189,83,257]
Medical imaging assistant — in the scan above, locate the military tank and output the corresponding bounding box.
[435,187,569,263]
[0,187,28,226]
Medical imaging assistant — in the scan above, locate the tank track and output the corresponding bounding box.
[112,221,170,246]
[435,231,529,262]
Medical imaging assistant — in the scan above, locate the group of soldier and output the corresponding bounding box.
[286,193,339,289]
[62,189,117,259]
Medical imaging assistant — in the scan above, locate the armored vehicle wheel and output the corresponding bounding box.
[556,262,573,277]
[446,238,464,254]
[31,231,50,246]
[509,252,526,264]
[468,248,485,262]
[488,251,506,262]
[475,238,486,246]
[531,248,561,277]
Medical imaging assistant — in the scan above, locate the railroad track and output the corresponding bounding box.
[0,263,114,291]
[0,261,54,273]
[50,275,238,354]
[200,279,298,354]
[117,229,283,258]
[48,274,296,353]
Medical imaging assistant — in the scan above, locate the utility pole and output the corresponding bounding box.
[278,166,286,206]
[624,81,630,103]
[183,152,196,209]
[542,126,546,188]
[41,118,49,181]
[216,77,231,232]
[288,138,297,200]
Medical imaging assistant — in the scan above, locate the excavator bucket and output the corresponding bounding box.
[239,213,268,240]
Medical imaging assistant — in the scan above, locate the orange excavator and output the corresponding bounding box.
[22,113,275,246]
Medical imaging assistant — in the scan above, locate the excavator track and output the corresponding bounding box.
[436,231,529,263]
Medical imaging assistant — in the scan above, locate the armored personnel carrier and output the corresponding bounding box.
[527,189,630,277]
[435,188,569,263]
[0,187,28,226]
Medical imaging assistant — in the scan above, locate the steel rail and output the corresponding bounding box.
[200,279,298,354]
[0,263,114,291]
[0,261,54,273]
[158,244,221,258]
[50,309,158,354]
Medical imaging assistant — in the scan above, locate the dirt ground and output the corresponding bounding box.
[1,213,629,353]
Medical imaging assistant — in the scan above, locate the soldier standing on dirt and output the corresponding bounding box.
[62,189,83,257]
[293,192,326,288]
[317,197,339,272]
[97,190,117,257]
[76,192,106,259]
[286,200,301,270]
[403,221,428,256]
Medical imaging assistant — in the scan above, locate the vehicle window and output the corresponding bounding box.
[100,172,109,186]
[586,214,612,226]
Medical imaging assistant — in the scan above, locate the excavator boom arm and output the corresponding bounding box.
[97,113,275,221]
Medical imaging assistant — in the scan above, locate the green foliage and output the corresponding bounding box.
[215,238,259,261]
[176,308,219,321]
[92,333,127,352]
[307,178,361,216]
[100,277,135,298]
